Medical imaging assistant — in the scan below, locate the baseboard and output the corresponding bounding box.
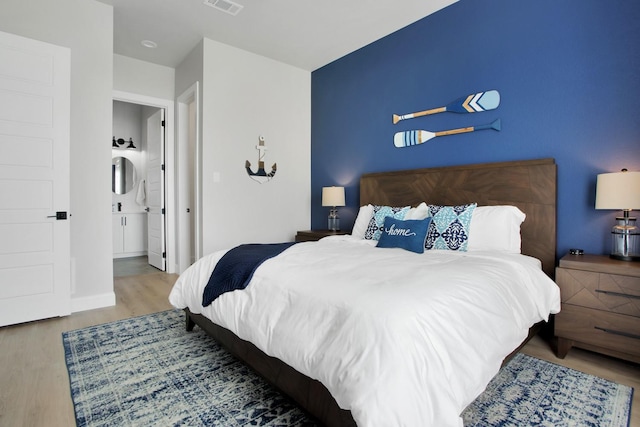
[71,292,116,313]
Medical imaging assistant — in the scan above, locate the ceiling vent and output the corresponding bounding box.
[203,0,243,16]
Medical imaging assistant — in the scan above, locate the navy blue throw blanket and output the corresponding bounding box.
[202,242,296,307]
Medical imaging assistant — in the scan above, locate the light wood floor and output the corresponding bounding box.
[0,272,638,427]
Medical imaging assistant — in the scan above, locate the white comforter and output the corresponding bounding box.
[169,235,560,427]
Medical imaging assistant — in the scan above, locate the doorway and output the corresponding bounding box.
[111,101,158,266]
[112,90,176,274]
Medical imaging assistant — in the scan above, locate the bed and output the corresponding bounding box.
[169,158,560,427]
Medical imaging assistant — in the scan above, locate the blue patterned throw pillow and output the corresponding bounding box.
[425,203,477,251]
[364,205,410,241]
[377,217,432,254]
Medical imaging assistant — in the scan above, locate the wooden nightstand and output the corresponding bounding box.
[554,253,640,363]
[295,230,349,242]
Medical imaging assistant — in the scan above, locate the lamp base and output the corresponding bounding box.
[328,208,340,231]
[609,214,639,262]
[328,216,340,231]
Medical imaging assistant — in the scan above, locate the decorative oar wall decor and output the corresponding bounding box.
[393,90,501,148]
[393,90,500,124]
[394,119,501,148]
[246,136,277,183]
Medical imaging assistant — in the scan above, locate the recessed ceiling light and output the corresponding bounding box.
[141,40,158,49]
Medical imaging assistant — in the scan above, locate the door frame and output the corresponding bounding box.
[176,82,202,273]
[112,90,176,274]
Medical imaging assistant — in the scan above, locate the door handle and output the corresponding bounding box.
[47,211,68,220]
[145,207,150,212]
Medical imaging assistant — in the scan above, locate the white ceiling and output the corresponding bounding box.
[96,0,457,71]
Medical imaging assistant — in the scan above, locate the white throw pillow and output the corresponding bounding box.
[467,205,526,253]
[405,202,429,220]
[351,204,374,239]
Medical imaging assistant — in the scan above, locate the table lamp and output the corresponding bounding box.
[595,169,640,261]
[322,186,345,231]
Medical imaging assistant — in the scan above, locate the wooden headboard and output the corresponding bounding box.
[360,158,557,277]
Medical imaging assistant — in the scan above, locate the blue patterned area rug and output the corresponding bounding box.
[62,310,633,427]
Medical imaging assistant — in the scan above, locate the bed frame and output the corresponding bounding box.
[186,157,557,426]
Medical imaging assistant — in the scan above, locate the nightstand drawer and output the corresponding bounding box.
[555,305,640,357]
[556,267,640,317]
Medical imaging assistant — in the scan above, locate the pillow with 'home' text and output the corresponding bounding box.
[377,217,432,254]
[364,205,410,241]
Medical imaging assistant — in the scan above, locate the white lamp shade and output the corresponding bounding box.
[322,186,345,207]
[595,171,640,210]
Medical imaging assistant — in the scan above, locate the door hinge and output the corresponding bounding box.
[161,120,165,127]
[162,252,166,258]
[161,164,165,171]
[161,208,165,214]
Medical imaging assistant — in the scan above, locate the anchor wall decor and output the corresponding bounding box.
[245,135,277,183]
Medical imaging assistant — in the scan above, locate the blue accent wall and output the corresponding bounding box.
[311,0,640,259]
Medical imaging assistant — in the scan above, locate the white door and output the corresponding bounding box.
[0,31,71,326]
[146,109,165,271]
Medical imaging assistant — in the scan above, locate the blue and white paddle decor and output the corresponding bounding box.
[394,119,501,148]
[393,90,500,124]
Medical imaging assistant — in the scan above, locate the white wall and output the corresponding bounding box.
[0,0,115,310]
[114,54,175,100]
[0,1,310,311]
[200,38,311,253]
[175,41,205,270]
[175,41,204,103]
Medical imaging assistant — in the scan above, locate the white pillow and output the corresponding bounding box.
[351,204,374,239]
[405,202,429,220]
[467,205,526,253]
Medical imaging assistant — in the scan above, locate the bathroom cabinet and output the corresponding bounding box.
[113,213,147,258]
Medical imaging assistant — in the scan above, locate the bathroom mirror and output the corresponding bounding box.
[112,156,137,194]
